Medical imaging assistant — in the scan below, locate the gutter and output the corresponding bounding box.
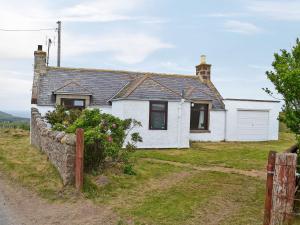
[177,98,185,148]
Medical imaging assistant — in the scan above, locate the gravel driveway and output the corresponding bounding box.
[0,190,18,225]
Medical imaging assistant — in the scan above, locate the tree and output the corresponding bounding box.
[265,38,300,144]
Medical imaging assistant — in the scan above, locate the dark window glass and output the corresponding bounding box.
[61,99,85,110]
[190,103,209,130]
[149,101,168,130]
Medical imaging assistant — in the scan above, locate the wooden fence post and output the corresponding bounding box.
[270,153,297,225]
[75,128,84,191]
[264,151,277,225]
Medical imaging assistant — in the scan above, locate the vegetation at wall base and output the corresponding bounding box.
[0,129,73,201]
[45,106,143,173]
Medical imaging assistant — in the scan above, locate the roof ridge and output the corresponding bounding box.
[47,66,197,78]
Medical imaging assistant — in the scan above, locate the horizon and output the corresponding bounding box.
[1,0,299,111]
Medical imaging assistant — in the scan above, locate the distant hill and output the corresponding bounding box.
[0,111,29,122]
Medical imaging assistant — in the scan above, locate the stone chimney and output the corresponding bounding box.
[32,45,46,104]
[34,45,46,74]
[196,55,211,83]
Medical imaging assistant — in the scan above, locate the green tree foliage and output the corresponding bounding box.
[265,38,300,143]
[45,105,82,131]
[46,107,142,172]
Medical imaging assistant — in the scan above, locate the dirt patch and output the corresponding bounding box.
[0,174,118,225]
[141,158,266,180]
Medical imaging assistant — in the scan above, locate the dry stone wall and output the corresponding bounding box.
[31,107,76,185]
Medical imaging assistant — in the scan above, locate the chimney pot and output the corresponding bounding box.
[200,55,206,64]
[38,45,43,51]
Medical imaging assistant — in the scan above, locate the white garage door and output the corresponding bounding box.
[237,110,269,141]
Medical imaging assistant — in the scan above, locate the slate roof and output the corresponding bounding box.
[36,67,225,109]
[53,81,92,95]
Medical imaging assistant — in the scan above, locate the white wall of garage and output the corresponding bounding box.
[223,99,281,141]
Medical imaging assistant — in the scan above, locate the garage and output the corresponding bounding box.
[237,110,269,141]
[223,99,280,141]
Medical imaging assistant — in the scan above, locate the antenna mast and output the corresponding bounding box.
[56,21,61,67]
[46,38,52,66]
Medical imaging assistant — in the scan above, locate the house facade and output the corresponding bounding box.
[31,45,280,148]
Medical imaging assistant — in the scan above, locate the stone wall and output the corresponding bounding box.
[31,107,76,185]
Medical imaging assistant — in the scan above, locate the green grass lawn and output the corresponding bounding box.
[133,132,296,171]
[0,129,298,224]
[0,129,73,201]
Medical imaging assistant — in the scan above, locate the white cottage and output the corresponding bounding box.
[31,45,280,148]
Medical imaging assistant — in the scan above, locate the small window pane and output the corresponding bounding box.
[198,111,205,129]
[151,103,166,111]
[74,100,84,107]
[151,112,165,129]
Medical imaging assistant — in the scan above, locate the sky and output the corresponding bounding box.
[1,0,300,114]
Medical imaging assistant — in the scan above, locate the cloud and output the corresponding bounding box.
[248,1,300,21]
[159,61,191,73]
[63,33,173,64]
[0,0,171,64]
[61,0,142,22]
[0,76,31,110]
[223,20,262,34]
[202,12,248,18]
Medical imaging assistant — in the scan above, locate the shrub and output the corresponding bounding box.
[45,105,81,131]
[46,107,142,172]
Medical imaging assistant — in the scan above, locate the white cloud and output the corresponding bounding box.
[61,0,142,22]
[0,0,171,64]
[248,1,300,21]
[202,12,247,18]
[63,33,173,64]
[224,20,262,34]
[159,61,191,73]
[0,76,31,110]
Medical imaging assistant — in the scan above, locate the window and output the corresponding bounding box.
[190,103,209,130]
[149,101,168,130]
[61,98,85,110]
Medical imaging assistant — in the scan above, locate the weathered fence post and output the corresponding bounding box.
[270,153,297,225]
[264,151,277,225]
[75,128,84,191]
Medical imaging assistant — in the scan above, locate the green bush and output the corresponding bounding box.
[46,107,142,173]
[45,105,81,131]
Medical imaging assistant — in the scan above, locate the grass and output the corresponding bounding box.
[0,128,298,224]
[83,160,186,202]
[0,129,70,201]
[133,132,296,171]
[122,171,265,225]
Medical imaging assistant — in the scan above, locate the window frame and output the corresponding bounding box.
[190,103,210,131]
[149,101,168,130]
[61,98,86,110]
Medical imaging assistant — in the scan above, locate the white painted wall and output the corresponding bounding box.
[224,99,280,141]
[189,110,226,141]
[33,105,54,115]
[112,100,190,148]
[33,105,112,116]
[33,98,280,147]
[88,105,112,114]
